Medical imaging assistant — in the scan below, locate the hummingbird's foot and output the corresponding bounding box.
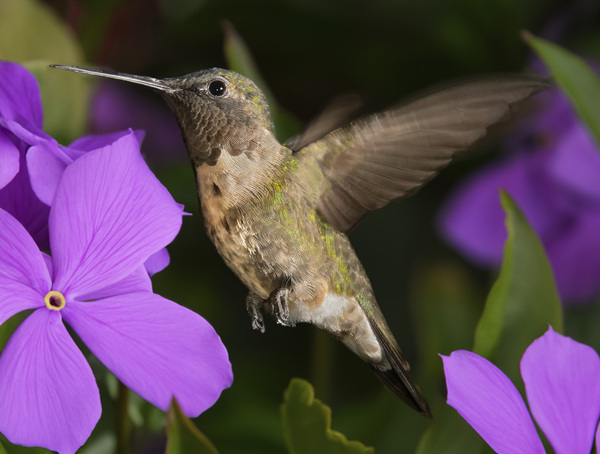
[246,292,265,333]
[269,287,291,326]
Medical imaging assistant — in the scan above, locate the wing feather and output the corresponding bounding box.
[300,75,549,232]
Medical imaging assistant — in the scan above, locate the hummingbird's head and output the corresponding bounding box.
[50,65,276,166]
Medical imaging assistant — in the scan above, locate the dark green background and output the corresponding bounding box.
[8,1,600,452]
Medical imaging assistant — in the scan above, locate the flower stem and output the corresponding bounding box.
[310,328,335,402]
[116,380,130,454]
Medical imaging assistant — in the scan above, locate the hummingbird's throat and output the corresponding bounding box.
[44,291,66,311]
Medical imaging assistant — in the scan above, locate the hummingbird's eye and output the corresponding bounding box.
[208,79,227,97]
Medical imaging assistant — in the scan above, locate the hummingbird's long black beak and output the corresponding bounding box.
[50,64,175,93]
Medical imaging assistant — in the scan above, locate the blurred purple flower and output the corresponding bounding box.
[441,327,600,454]
[438,74,600,304]
[0,132,232,454]
[89,79,187,165]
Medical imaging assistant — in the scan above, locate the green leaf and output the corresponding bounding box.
[165,398,219,454]
[0,434,50,453]
[415,404,486,454]
[281,378,374,454]
[0,0,92,143]
[473,192,563,381]
[222,21,300,142]
[524,32,600,147]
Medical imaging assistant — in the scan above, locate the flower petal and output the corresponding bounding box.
[68,129,145,152]
[0,148,50,249]
[0,61,43,127]
[77,266,152,301]
[521,327,600,454]
[0,116,53,147]
[0,279,44,325]
[144,247,170,276]
[547,123,600,200]
[28,130,146,207]
[0,208,50,295]
[63,293,233,416]
[442,350,544,454]
[438,151,575,267]
[0,309,101,454]
[26,143,69,206]
[0,130,19,189]
[50,131,183,297]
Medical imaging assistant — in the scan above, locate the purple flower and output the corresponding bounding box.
[441,327,600,454]
[0,61,51,246]
[0,61,171,274]
[0,132,233,453]
[0,62,140,244]
[438,80,600,304]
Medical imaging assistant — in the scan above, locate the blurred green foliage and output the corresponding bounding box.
[2,0,600,453]
[525,32,600,146]
[473,192,563,383]
[0,0,92,143]
[166,399,219,454]
[281,379,374,454]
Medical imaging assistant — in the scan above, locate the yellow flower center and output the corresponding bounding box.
[44,291,66,311]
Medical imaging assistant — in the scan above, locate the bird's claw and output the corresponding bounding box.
[270,287,290,326]
[246,292,265,333]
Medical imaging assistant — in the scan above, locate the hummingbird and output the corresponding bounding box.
[51,63,548,417]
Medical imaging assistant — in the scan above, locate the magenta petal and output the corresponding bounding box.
[0,279,44,325]
[442,351,544,454]
[0,117,52,147]
[144,247,170,276]
[0,309,101,454]
[50,131,183,297]
[27,144,69,206]
[0,150,51,249]
[521,327,600,454]
[0,131,19,189]
[68,129,145,152]
[78,266,152,301]
[63,293,233,416]
[0,209,50,295]
[0,62,43,127]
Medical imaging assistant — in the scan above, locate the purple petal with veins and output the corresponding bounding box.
[0,309,101,454]
[442,350,544,454]
[521,327,600,454]
[63,293,233,417]
[50,131,183,297]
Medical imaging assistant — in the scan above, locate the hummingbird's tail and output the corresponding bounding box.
[369,322,432,418]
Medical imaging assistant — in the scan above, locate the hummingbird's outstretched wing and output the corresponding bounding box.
[300,75,550,233]
[285,94,363,151]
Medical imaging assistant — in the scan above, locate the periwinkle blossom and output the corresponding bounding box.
[441,327,600,454]
[0,132,233,454]
[438,76,600,304]
[0,62,142,240]
[0,60,170,274]
[0,61,51,246]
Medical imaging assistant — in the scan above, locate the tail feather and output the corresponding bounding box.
[370,322,432,418]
